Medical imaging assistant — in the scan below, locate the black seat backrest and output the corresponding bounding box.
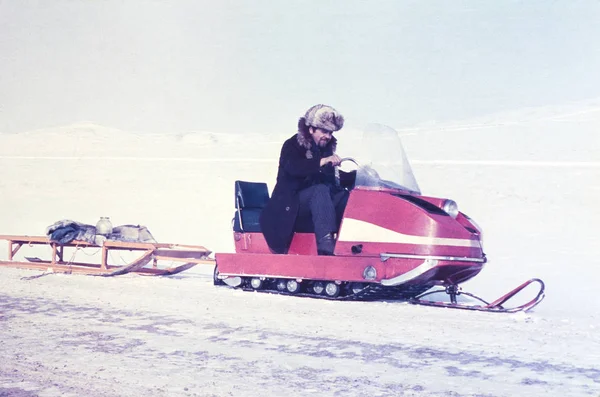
[235,181,269,209]
[233,180,269,232]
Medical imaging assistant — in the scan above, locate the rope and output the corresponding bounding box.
[20,272,55,280]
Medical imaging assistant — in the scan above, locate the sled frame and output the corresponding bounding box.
[0,235,213,276]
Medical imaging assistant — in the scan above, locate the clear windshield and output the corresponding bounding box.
[338,123,421,194]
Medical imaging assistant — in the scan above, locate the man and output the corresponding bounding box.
[259,104,356,255]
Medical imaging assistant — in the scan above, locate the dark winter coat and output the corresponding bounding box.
[259,131,355,253]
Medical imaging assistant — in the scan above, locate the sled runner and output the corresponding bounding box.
[0,235,212,276]
[213,124,546,312]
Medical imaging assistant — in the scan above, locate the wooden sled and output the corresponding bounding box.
[0,235,214,276]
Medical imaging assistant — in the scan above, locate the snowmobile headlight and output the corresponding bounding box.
[363,266,377,281]
[442,199,459,218]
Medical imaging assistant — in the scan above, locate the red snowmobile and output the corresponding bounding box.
[214,124,544,312]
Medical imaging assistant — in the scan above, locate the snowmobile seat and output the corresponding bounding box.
[233,180,269,233]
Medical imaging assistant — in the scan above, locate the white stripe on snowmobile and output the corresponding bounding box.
[337,218,479,248]
[380,259,439,286]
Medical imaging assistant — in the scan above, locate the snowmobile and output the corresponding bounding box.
[214,124,545,312]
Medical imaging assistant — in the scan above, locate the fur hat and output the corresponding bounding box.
[303,104,344,132]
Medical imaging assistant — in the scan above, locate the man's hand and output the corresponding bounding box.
[320,154,342,167]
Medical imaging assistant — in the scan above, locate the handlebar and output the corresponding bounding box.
[339,157,359,166]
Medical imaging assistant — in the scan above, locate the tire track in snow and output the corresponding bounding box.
[2,293,599,397]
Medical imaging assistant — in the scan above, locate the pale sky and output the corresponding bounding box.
[1,0,599,134]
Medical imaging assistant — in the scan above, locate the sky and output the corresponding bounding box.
[1,0,600,134]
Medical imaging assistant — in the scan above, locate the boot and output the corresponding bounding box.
[317,233,335,256]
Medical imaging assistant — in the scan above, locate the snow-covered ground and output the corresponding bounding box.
[1,102,599,396]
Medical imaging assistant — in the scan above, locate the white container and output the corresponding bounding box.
[96,217,113,236]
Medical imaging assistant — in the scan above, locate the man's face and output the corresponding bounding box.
[311,128,333,148]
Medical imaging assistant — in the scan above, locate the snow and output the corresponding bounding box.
[1,102,600,396]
